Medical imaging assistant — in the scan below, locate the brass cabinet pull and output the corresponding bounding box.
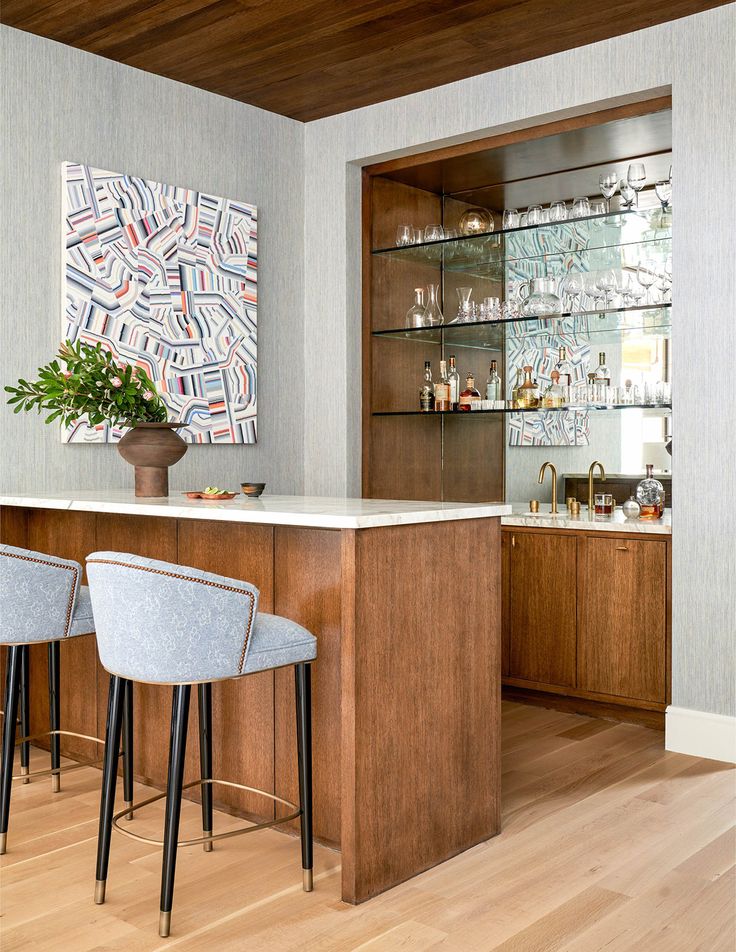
[616,545,628,551]
[511,535,516,548]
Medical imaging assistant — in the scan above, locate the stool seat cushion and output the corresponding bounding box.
[244,613,317,673]
[0,544,89,644]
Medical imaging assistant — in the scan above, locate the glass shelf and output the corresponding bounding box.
[373,403,671,417]
[372,304,671,349]
[372,207,672,279]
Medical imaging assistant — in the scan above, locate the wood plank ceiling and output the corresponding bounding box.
[1,1,730,121]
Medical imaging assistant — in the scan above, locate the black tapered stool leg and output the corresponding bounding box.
[48,641,61,793]
[19,646,30,783]
[295,663,313,892]
[159,684,191,938]
[1,646,22,855]
[122,678,134,820]
[95,675,125,904]
[198,682,213,853]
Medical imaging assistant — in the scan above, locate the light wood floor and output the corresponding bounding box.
[1,701,734,951]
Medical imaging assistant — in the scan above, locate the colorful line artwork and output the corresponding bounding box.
[62,162,257,443]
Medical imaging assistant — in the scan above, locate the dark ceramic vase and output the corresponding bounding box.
[117,423,187,497]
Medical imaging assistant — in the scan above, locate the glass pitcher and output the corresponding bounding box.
[518,277,562,316]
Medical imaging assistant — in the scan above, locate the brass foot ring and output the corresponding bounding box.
[112,778,301,847]
[11,730,109,781]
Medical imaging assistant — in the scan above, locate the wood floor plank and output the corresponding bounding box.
[0,702,732,951]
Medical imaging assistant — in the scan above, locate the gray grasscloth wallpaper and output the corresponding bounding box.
[302,6,736,718]
[0,27,305,495]
[2,11,735,721]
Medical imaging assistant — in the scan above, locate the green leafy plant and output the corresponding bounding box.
[5,339,168,429]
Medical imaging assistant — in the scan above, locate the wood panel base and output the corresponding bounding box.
[1,505,504,903]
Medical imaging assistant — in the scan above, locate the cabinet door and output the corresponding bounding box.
[578,537,666,702]
[508,531,577,687]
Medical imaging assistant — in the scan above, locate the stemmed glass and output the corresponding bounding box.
[655,179,672,211]
[564,273,584,313]
[619,181,636,210]
[627,163,646,207]
[637,260,657,305]
[599,172,619,213]
[597,269,617,308]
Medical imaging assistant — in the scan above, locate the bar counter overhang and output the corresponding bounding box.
[0,491,510,903]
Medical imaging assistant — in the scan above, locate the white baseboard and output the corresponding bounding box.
[665,706,736,764]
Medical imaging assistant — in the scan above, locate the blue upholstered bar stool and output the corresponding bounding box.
[0,544,134,855]
[87,552,317,939]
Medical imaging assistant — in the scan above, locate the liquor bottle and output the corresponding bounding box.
[636,464,665,520]
[448,355,460,410]
[459,373,481,411]
[594,352,611,386]
[542,370,565,408]
[486,360,501,402]
[516,365,540,409]
[434,359,451,412]
[419,360,435,412]
[405,288,426,328]
[555,346,573,400]
[511,367,523,407]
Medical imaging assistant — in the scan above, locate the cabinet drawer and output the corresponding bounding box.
[577,536,667,703]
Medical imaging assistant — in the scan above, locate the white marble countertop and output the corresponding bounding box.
[0,491,511,530]
[501,503,671,534]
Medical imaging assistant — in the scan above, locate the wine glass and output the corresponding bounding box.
[424,224,444,242]
[637,259,657,305]
[503,209,519,229]
[599,171,619,213]
[564,273,584,312]
[619,181,636,210]
[655,179,672,210]
[597,269,617,308]
[627,163,646,207]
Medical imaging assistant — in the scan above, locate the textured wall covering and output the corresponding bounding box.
[0,27,304,492]
[303,6,736,717]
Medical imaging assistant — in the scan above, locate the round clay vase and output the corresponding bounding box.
[117,423,187,497]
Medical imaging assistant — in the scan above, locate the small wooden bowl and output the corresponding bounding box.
[241,482,266,498]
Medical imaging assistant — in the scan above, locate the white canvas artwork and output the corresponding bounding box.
[62,162,258,443]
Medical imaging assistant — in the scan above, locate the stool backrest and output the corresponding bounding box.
[86,552,260,684]
[0,544,82,644]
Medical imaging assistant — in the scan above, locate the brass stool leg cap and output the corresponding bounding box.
[203,830,213,853]
[159,910,171,938]
[303,868,313,892]
[21,765,30,784]
[94,880,106,904]
[124,801,134,821]
[52,774,61,794]
[0,832,7,855]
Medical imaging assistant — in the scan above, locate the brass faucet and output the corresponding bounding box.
[588,460,606,511]
[538,461,558,513]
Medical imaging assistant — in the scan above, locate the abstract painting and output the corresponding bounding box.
[62,162,257,443]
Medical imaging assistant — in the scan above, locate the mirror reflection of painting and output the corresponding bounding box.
[63,162,257,444]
